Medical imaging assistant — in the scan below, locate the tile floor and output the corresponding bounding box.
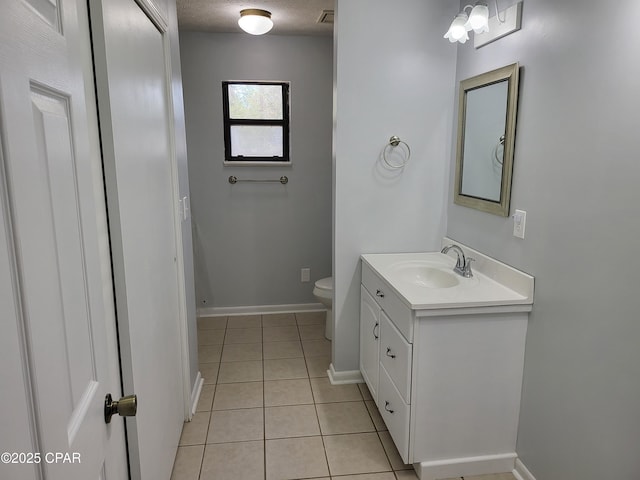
[171,311,517,480]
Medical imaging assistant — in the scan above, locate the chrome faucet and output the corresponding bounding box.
[441,244,475,278]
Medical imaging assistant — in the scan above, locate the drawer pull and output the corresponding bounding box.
[385,347,396,359]
[373,322,379,340]
[384,401,394,414]
[376,289,385,298]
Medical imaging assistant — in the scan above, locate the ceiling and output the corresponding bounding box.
[177,0,335,36]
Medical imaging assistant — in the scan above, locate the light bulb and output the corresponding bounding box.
[238,9,273,35]
[444,13,470,43]
[467,3,489,33]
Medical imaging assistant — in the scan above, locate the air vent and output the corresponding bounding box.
[317,10,334,24]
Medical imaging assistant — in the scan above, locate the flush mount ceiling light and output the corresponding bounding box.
[238,9,273,35]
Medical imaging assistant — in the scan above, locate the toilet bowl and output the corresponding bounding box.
[313,276,333,340]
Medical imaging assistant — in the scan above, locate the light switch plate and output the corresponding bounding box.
[513,209,526,239]
[301,268,311,283]
[182,196,189,220]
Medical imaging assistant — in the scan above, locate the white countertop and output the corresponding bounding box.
[361,247,534,311]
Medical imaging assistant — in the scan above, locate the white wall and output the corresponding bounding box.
[332,0,459,372]
[447,0,640,478]
[180,32,333,309]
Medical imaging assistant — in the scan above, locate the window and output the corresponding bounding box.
[222,81,290,164]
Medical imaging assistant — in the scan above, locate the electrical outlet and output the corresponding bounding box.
[513,209,526,239]
[301,268,311,282]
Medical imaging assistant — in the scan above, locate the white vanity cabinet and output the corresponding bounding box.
[361,263,415,464]
[360,284,413,462]
[359,246,534,480]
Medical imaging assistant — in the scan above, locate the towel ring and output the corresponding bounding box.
[383,136,411,169]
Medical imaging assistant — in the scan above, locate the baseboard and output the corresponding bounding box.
[513,458,536,480]
[189,371,204,417]
[327,363,364,385]
[415,453,517,480]
[198,303,325,317]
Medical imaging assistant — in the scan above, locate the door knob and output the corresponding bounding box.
[104,393,137,424]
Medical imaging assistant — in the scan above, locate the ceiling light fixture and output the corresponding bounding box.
[238,9,273,35]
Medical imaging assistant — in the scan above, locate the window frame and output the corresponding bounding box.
[222,80,291,165]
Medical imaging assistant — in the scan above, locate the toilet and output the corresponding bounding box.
[313,276,333,340]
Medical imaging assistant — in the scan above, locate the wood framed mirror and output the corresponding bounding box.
[454,63,520,216]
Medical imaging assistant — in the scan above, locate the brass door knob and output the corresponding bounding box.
[104,393,137,424]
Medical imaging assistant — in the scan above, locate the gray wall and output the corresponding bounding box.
[448,0,640,478]
[180,33,333,308]
[332,0,459,372]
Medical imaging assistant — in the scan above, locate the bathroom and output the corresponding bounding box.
[0,0,640,480]
[177,0,640,479]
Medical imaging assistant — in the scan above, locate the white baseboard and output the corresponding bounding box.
[513,458,536,480]
[189,371,204,418]
[415,453,516,480]
[327,363,364,385]
[198,303,325,317]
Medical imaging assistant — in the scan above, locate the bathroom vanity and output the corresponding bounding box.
[359,241,534,480]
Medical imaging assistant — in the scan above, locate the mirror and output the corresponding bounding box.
[454,63,520,216]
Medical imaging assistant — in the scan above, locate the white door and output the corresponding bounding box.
[89,1,186,479]
[0,1,128,480]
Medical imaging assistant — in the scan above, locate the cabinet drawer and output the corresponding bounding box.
[378,364,410,464]
[362,262,388,308]
[380,312,412,404]
[361,261,413,341]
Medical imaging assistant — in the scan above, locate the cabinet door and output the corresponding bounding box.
[360,285,381,403]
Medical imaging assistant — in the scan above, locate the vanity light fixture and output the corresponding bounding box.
[444,1,490,43]
[445,0,523,47]
[238,9,273,35]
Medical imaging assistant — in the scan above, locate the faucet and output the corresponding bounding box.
[441,244,475,278]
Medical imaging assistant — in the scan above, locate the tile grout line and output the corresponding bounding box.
[375,429,395,474]
[261,314,267,480]
[304,312,332,478]
[363,388,415,475]
[196,316,226,480]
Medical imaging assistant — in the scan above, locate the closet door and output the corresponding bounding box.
[89,0,186,478]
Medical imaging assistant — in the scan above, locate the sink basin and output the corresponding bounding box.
[361,247,534,309]
[389,262,459,289]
